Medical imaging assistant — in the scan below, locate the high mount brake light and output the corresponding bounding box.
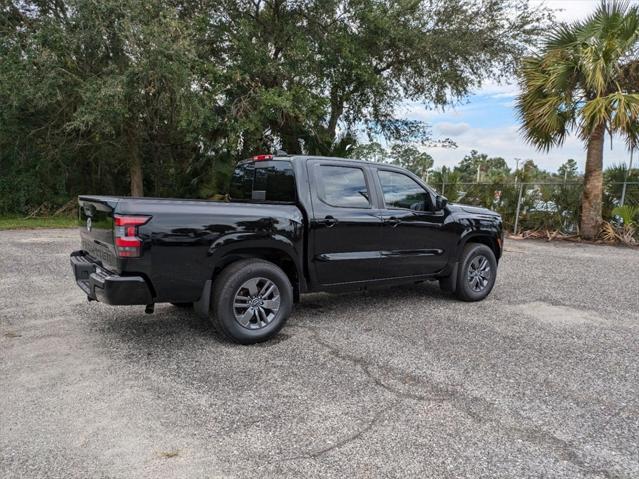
[114,215,151,258]
[252,154,273,161]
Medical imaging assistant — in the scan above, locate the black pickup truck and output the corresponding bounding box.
[71,153,503,344]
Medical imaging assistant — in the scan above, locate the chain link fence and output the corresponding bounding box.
[430,181,639,234]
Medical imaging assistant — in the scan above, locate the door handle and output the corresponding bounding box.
[323,216,338,228]
[384,217,401,228]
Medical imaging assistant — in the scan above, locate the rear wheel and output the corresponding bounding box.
[455,244,497,301]
[210,259,293,344]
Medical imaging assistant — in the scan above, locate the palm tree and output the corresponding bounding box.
[516,1,639,239]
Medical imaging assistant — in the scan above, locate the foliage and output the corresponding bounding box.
[454,150,511,182]
[348,142,435,179]
[603,162,639,216]
[516,0,639,239]
[389,145,434,179]
[601,221,637,245]
[612,205,639,226]
[349,142,389,163]
[0,0,550,213]
[602,193,639,245]
[0,216,77,230]
[517,2,639,151]
[558,159,579,180]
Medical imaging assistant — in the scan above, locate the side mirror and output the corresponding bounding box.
[435,195,448,210]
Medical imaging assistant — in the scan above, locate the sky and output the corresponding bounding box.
[406,0,636,174]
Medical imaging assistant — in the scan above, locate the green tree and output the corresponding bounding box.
[604,163,639,215]
[516,1,639,239]
[430,166,461,200]
[389,144,434,180]
[514,159,550,183]
[199,0,550,155]
[1,0,549,209]
[349,142,388,163]
[557,159,579,182]
[455,150,511,182]
[1,0,212,200]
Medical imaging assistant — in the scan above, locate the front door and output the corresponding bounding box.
[307,161,384,286]
[374,168,451,277]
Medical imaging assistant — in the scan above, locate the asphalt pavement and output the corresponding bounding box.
[1,229,638,478]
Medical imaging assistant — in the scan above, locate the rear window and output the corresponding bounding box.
[229,160,296,202]
[316,165,370,208]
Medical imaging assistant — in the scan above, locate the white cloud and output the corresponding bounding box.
[531,0,601,23]
[436,122,471,136]
[425,126,633,173]
[471,80,520,98]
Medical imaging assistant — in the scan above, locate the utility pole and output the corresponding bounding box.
[513,182,524,235]
[441,167,446,195]
[620,148,634,206]
[514,158,522,185]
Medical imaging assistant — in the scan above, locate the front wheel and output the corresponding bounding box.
[210,259,293,344]
[455,244,497,302]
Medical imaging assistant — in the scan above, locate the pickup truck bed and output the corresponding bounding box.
[74,195,303,304]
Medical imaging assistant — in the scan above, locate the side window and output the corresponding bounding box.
[378,170,430,211]
[316,165,370,208]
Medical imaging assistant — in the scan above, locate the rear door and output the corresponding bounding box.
[78,197,119,271]
[307,161,384,285]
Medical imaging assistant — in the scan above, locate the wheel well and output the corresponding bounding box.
[213,249,300,301]
[465,235,500,261]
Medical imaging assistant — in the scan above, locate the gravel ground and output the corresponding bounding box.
[1,229,638,478]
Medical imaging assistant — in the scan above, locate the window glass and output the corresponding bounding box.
[317,165,370,208]
[229,160,296,202]
[378,170,429,210]
[229,163,255,200]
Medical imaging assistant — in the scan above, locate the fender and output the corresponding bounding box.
[456,229,502,261]
[207,235,303,278]
[193,237,305,319]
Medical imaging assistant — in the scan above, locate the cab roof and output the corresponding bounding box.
[247,153,393,168]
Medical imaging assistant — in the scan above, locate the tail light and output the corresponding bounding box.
[114,215,151,258]
[252,154,273,161]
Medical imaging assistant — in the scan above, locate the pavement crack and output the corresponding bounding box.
[304,325,451,403]
[297,324,622,477]
[282,402,395,461]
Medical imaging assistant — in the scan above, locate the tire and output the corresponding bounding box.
[454,243,497,302]
[210,259,293,344]
[171,302,193,308]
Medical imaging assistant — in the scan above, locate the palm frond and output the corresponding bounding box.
[609,92,639,132]
[517,0,639,152]
[612,204,639,225]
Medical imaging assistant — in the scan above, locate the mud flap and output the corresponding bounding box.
[439,262,458,293]
[193,280,212,319]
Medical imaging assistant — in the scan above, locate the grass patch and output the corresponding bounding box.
[0,216,77,230]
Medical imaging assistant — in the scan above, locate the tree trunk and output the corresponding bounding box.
[579,123,605,239]
[128,130,144,197]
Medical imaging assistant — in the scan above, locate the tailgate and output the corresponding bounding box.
[78,196,119,271]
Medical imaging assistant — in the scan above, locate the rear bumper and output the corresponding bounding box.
[70,250,153,305]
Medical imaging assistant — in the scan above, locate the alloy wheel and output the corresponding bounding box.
[233,277,281,329]
[467,255,491,292]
